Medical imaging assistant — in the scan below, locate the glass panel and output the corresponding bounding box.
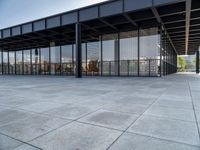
[16,51,23,74]
[0,51,2,74]
[102,61,110,76]
[24,50,31,75]
[61,45,74,75]
[140,27,160,76]
[73,44,76,74]
[32,49,40,75]
[3,52,8,74]
[9,52,15,74]
[82,43,86,75]
[102,33,118,76]
[87,41,100,76]
[120,31,138,76]
[51,46,61,75]
[41,47,49,75]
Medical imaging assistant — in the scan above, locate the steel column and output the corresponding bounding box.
[196,50,199,74]
[75,23,82,78]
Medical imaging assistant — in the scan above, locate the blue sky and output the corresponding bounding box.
[0,0,107,29]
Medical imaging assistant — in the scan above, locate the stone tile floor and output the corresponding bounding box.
[0,73,200,150]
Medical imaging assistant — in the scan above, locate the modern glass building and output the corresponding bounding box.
[0,0,199,77]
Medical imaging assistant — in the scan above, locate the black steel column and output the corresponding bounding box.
[75,23,82,78]
[1,48,3,74]
[137,27,140,77]
[100,35,103,76]
[196,50,199,74]
[8,51,10,75]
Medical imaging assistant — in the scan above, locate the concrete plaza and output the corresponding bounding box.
[0,73,200,150]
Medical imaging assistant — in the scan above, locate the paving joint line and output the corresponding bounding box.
[187,79,200,142]
[105,79,175,150]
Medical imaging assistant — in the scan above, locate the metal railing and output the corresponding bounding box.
[0,59,160,77]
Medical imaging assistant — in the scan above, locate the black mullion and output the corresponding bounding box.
[100,35,103,76]
[85,41,87,76]
[22,50,24,75]
[49,46,51,75]
[138,27,140,77]
[8,51,10,75]
[60,45,62,75]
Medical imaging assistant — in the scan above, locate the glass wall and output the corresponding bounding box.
[51,46,61,75]
[24,50,31,75]
[102,33,118,76]
[87,41,100,76]
[120,31,138,76]
[139,28,160,76]
[0,27,177,77]
[40,47,50,75]
[82,43,87,75]
[161,31,177,75]
[0,51,2,74]
[32,49,40,75]
[3,52,9,74]
[9,51,15,74]
[16,51,23,74]
[61,45,74,75]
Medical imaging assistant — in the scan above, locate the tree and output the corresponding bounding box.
[178,56,186,72]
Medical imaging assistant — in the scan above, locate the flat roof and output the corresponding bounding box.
[0,0,199,55]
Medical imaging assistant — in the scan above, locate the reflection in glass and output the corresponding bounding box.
[51,46,61,75]
[9,51,15,74]
[41,47,50,75]
[120,31,138,76]
[32,49,40,75]
[61,45,74,75]
[87,41,100,76]
[24,50,31,75]
[82,43,86,75]
[0,51,2,74]
[140,28,160,76]
[3,52,8,74]
[16,51,23,74]
[102,34,118,76]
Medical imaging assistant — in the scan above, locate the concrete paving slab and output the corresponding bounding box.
[44,104,100,120]
[109,133,200,150]
[0,108,34,127]
[103,103,149,115]
[0,134,22,150]
[13,144,41,150]
[0,114,70,142]
[30,122,122,150]
[18,102,65,113]
[128,115,200,146]
[144,105,196,122]
[79,109,139,130]
[153,99,193,109]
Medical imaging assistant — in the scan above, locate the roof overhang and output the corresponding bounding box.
[1,0,199,55]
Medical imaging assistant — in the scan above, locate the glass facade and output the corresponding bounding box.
[0,51,2,74]
[0,27,177,77]
[139,28,160,76]
[161,30,177,75]
[16,51,23,75]
[40,47,50,75]
[32,49,40,75]
[2,51,8,74]
[87,41,100,76]
[61,45,74,75]
[24,50,31,75]
[120,31,138,76]
[9,51,15,74]
[51,46,61,75]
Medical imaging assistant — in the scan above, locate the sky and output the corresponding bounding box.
[0,0,107,29]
